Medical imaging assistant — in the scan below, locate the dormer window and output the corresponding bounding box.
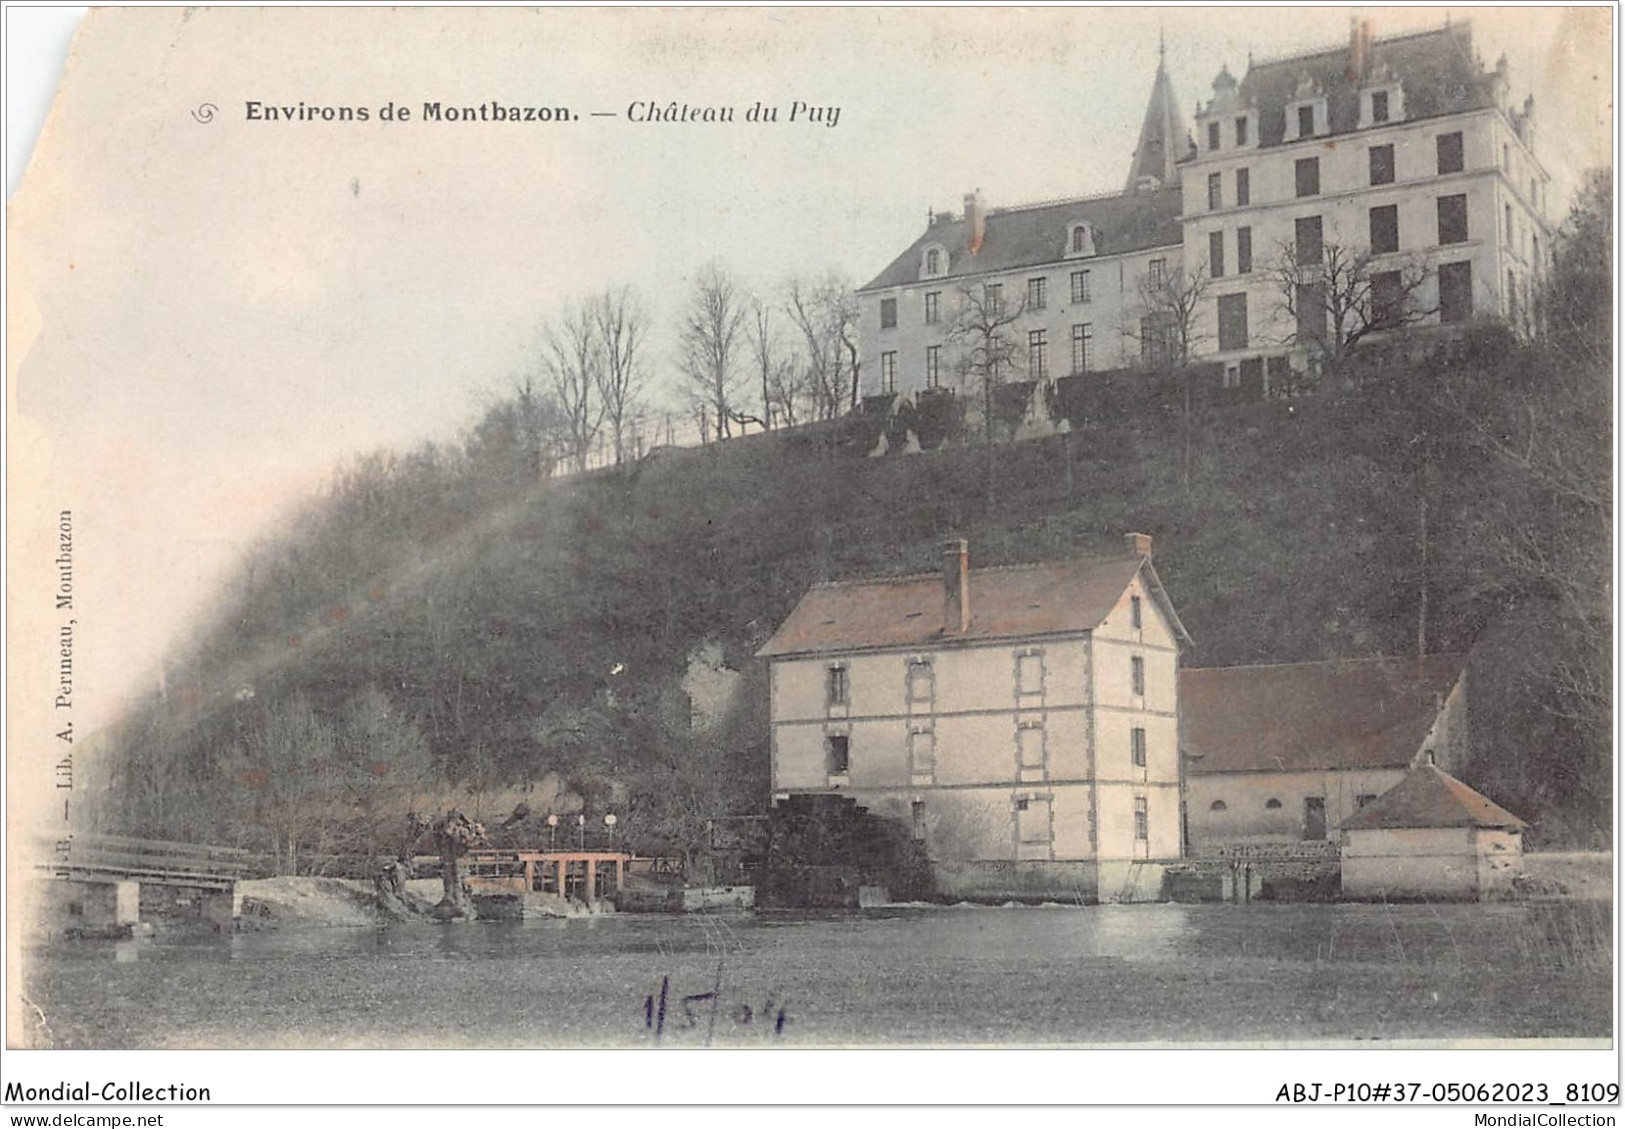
[1286,76,1326,142]
[1197,66,1250,155]
[920,243,948,280]
[1288,101,1326,141]
[1360,86,1405,129]
[1196,113,1255,155]
[1358,62,1405,130]
[1065,223,1096,259]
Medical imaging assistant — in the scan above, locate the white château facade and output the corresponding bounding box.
[1187,21,1550,389]
[857,22,1551,402]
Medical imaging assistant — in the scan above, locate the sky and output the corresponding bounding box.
[6,6,1613,736]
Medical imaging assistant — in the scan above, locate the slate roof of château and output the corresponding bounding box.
[757,550,1191,658]
[857,188,1183,294]
[1181,655,1465,775]
[1339,763,1525,831]
[1237,23,1498,149]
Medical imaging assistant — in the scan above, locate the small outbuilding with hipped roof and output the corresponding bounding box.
[1338,763,1525,900]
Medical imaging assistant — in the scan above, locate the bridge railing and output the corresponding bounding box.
[36,833,265,887]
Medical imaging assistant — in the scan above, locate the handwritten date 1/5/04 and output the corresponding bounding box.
[643,975,789,1042]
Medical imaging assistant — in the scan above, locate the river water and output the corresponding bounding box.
[21,902,1610,1048]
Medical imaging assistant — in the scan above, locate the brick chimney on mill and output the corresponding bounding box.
[943,538,970,634]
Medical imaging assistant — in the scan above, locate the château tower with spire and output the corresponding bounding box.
[1124,34,1193,193]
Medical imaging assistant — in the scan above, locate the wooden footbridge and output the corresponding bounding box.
[35,833,264,931]
[462,848,633,901]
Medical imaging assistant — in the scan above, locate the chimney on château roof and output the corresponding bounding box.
[1349,17,1373,80]
[964,191,986,254]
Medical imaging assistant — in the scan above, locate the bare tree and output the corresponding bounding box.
[1444,176,1610,668]
[592,286,649,464]
[1436,339,1610,817]
[228,694,337,875]
[331,686,438,865]
[464,378,565,483]
[688,399,714,446]
[747,297,784,430]
[944,282,1029,511]
[1124,264,1210,487]
[1125,263,1210,367]
[766,351,808,429]
[540,300,607,472]
[1271,240,1432,380]
[625,733,741,884]
[429,809,488,919]
[785,274,860,420]
[1539,166,1611,372]
[946,282,1028,441]
[679,261,749,442]
[512,377,564,479]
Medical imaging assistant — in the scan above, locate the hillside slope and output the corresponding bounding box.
[89,330,1610,852]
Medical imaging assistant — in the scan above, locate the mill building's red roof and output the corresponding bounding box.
[757,551,1190,658]
[1181,655,1465,775]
